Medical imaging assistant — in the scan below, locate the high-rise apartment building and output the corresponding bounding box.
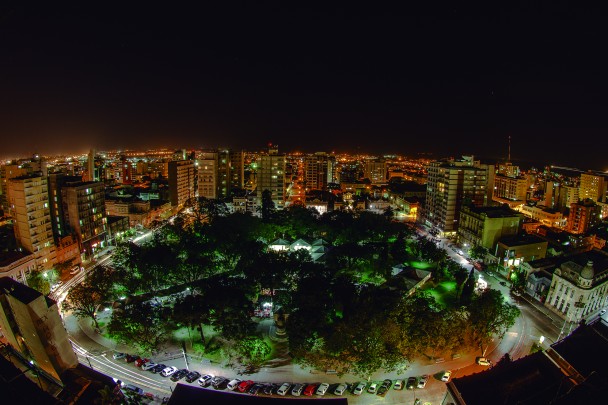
[493,174,528,203]
[229,150,245,192]
[0,277,78,383]
[567,199,601,234]
[363,158,387,184]
[557,185,579,212]
[7,175,56,271]
[61,181,107,256]
[257,145,286,209]
[168,160,195,208]
[304,152,336,190]
[197,152,218,199]
[48,174,82,242]
[579,172,607,203]
[424,156,494,236]
[0,164,29,213]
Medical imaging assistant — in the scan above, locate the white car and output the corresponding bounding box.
[161,366,178,377]
[367,382,378,393]
[141,361,157,371]
[198,374,214,386]
[417,374,429,389]
[354,382,366,395]
[441,370,452,382]
[277,383,291,396]
[393,379,404,390]
[600,309,606,316]
[334,383,347,395]
[226,379,241,390]
[476,357,492,366]
[316,383,329,396]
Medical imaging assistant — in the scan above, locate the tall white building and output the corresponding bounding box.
[424,156,494,236]
[8,175,56,270]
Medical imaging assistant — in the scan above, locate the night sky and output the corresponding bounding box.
[1,3,607,170]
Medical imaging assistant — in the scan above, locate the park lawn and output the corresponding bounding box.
[422,280,459,308]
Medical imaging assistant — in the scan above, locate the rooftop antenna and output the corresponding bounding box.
[508,135,511,163]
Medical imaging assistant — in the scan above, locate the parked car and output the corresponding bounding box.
[134,358,149,368]
[150,364,166,374]
[112,352,126,360]
[70,266,81,275]
[291,383,304,396]
[161,366,178,377]
[263,383,277,395]
[226,379,241,391]
[600,309,606,316]
[237,380,254,393]
[185,371,201,383]
[303,384,317,396]
[122,384,144,395]
[141,361,157,371]
[316,383,329,396]
[441,370,452,382]
[394,379,404,390]
[249,383,264,395]
[277,383,291,396]
[170,369,189,382]
[334,383,348,395]
[476,357,492,366]
[406,377,417,390]
[211,376,228,389]
[353,382,366,395]
[367,382,378,394]
[125,354,139,363]
[499,281,507,286]
[377,379,392,396]
[417,374,429,389]
[198,374,214,386]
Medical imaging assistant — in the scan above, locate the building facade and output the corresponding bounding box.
[363,158,387,184]
[567,199,601,234]
[304,152,336,191]
[493,173,528,203]
[257,146,286,209]
[424,156,494,236]
[8,175,56,271]
[457,205,524,250]
[579,172,607,203]
[0,277,78,383]
[545,250,608,322]
[61,181,107,256]
[168,160,195,208]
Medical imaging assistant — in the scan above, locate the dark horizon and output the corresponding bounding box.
[1,3,607,171]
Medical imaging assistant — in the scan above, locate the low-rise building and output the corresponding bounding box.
[457,205,524,251]
[493,234,548,279]
[519,204,566,228]
[0,251,36,284]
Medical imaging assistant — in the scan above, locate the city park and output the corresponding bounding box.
[61,194,519,379]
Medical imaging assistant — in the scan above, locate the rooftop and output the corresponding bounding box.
[0,276,42,305]
[463,205,521,218]
[498,234,547,247]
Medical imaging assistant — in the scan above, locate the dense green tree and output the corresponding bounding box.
[173,294,211,344]
[108,302,170,354]
[460,268,476,304]
[469,245,489,262]
[235,336,271,368]
[26,270,51,295]
[468,289,520,356]
[63,283,102,329]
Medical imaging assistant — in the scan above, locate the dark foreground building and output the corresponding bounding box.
[444,318,608,404]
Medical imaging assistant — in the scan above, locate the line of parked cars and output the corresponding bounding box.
[112,351,448,399]
[196,374,438,398]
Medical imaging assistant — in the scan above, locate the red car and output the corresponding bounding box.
[238,380,255,393]
[303,384,317,396]
[134,358,149,368]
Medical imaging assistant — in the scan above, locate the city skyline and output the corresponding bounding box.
[1,3,607,169]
